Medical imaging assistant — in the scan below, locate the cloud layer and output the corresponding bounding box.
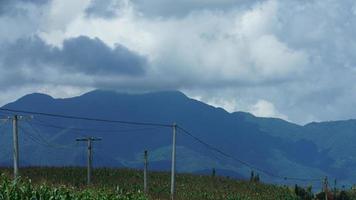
[0,36,146,87]
[1,0,356,124]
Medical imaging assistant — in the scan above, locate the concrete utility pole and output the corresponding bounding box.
[12,115,19,179]
[333,179,337,199]
[76,137,102,185]
[9,114,32,179]
[212,168,216,178]
[324,176,328,200]
[170,123,177,200]
[144,150,148,193]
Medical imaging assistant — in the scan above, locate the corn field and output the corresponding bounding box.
[0,174,147,200]
[0,167,301,200]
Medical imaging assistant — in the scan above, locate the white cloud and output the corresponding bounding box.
[249,99,288,120]
[238,0,279,38]
[3,0,356,124]
[41,0,308,85]
[192,95,239,113]
[248,34,307,78]
[39,0,91,46]
[44,0,90,31]
[131,0,258,17]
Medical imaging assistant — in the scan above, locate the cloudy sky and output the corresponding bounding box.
[1,0,356,124]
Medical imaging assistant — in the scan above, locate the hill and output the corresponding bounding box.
[0,90,354,187]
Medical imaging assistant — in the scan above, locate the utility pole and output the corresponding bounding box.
[12,115,19,179]
[170,123,177,200]
[144,150,148,194]
[323,176,328,200]
[76,137,102,185]
[9,114,32,179]
[333,179,337,199]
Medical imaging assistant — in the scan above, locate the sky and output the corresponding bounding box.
[1,0,356,124]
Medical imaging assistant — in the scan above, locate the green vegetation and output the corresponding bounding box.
[0,167,304,199]
[0,174,146,200]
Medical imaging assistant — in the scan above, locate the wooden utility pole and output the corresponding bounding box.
[76,137,102,185]
[170,123,177,200]
[12,115,19,179]
[144,150,148,193]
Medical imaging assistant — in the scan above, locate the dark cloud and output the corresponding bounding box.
[61,36,146,75]
[0,0,49,16]
[0,0,19,15]
[20,0,49,3]
[1,0,49,5]
[1,36,146,76]
[3,36,52,66]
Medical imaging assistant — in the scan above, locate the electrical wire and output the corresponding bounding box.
[0,109,13,116]
[18,125,83,167]
[19,124,80,150]
[25,121,60,145]
[26,120,86,138]
[1,108,323,182]
[0,115,10,124]
[0,108,172,127]
[177,125,321,182]
[31,118,163,134]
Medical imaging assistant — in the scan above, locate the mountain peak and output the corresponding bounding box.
[143,90,188,99]
[80,89,188,99]
[16,92,54,103]
[3,92,55,110]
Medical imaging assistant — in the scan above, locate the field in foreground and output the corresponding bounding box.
[0,167,350,200]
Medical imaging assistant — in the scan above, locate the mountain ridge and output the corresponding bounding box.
[15,90,356,127]
[0,89,355,187]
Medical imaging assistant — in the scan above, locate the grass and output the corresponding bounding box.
[0,167,298,200]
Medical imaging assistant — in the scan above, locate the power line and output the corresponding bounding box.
[0,110,14,116]
[0,115,10,123]
[28,119,87,138]
[25,121,61,145]
[31,118,163,134]
[19,125,50,146]
[18,124,80,150]
[1,108,323,182]
[0,108,172,128]
[18,125,83,168]
[0,114,8,118]
[177,125,321,182]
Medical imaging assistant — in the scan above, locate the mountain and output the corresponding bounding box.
[0,90,354,187]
